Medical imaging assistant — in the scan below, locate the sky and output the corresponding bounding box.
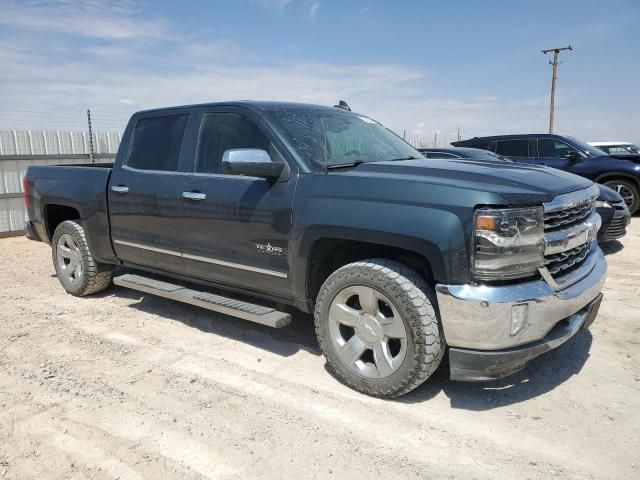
[1,0,639,145]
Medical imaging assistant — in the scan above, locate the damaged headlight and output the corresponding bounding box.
[473,206,545,281]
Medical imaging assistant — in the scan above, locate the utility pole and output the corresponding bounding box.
[542,45,572,134]
[433,130,439,147]
[87,109,95,163]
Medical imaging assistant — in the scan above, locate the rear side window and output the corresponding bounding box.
[469,140,493,151]
[196,113,270,174]
[495,139,529,157]
[127,115,188,171]
[539,139,572,158]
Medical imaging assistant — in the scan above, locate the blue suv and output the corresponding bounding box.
[452,134,640,214]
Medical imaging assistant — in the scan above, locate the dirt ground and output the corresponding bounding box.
[0,221,639,480]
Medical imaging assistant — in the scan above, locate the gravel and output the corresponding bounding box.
[0,220,639,479]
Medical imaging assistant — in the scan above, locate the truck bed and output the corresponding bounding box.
[24,163,116,263]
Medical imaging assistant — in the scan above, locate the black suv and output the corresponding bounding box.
[453,134,640,214]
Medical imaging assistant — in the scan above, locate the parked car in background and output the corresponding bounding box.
[452,134,640,214]
[421,147,630,243]
[595,184,631,242]
[418,147,507,161]
[23,101,607,397]
[589,142,640,155]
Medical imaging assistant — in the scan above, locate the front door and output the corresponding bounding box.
[178,108,295,298]
[536,137,574,171]
[108,113,189,274]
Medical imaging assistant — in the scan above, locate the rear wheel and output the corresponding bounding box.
[603,179,639,214]
[314,259,445,398]
[52,220,114,296]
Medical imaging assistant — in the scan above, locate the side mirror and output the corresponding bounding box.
[565,151,584,163]
[221,149,285,180]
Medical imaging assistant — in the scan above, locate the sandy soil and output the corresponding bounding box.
[0,220,639,480]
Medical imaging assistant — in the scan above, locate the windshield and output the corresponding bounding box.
[615,144,640,154]
[268,108,420,170]
[565,136,607,157]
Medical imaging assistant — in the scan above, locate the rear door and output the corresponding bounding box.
[178,107,296,298]
[108,112,190,273]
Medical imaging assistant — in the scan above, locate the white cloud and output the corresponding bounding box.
[307,1,321,18]
[0,0,167,40]
[0,1,638,144]
[359,4,370,15]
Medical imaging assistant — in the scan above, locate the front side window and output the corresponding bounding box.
[495,139,529,157]
[196,113,270,174]
[268,109,419,170]
[538,139,572,158]
[127,115,188,171]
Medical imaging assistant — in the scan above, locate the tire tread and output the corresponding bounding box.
[314,259,445,398]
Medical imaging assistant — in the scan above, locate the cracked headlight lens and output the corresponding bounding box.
[473,206,545,281]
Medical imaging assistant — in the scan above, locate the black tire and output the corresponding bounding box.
[603,179,639,214]
[314,259,445,398]
[51,220,114,296]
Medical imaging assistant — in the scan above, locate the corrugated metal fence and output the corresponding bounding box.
[0,130,121,237]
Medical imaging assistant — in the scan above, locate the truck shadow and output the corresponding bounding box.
[400,329,593,410]
[99,285,322,358]
[96,283,593,409]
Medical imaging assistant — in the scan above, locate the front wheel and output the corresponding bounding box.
[52,220,114,296]
[314,259,445,398]
[603,179,639,214]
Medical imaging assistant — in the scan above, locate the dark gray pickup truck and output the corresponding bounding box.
[24,101,607,397]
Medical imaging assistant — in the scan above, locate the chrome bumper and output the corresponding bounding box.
[435,245,607,350]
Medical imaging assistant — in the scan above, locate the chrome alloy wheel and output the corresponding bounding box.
[56,233,83,285]
[328,285,408,379]
[608,182,635,209]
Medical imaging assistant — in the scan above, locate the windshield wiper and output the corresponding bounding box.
[387,155,420,162]
[327,160,366,170]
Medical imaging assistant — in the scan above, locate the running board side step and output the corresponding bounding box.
[113,274,291,328]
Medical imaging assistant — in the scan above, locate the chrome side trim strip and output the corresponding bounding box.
[182,252,288,278]
[113,239,288,278]
[114,239,181,257]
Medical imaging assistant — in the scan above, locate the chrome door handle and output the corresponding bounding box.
[111,185,129,193]
[182,191,206,201]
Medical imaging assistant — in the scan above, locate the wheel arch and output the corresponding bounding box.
[595,172,640,191]
[43,203,82,241]
[296,229,454,310]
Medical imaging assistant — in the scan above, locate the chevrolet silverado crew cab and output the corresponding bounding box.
[24,101,607,398]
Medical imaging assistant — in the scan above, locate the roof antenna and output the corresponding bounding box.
[334,100,351,111]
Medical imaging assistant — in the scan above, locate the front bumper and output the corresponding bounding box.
[597,206,630,242]
[435,246,606,351]
[448,293,602,381]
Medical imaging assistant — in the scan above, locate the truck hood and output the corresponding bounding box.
[339,158,593,205]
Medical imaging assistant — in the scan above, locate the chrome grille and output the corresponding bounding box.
[542,185,599,281]
[544,242,592,276]
[543,201,593,231]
